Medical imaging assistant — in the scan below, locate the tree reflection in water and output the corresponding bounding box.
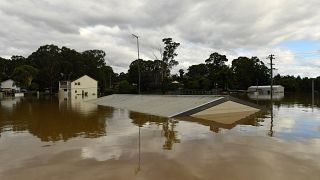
[130,112,181,150]
[0,97,113,141]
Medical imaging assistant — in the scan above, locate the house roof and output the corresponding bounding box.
[60,75,97,83]
[72,75,97,82]
[1,79,14,83]
[1,79,19,89]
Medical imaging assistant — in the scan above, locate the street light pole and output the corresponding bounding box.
[132,34,141,94]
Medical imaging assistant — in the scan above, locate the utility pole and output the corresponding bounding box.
[132,34,141,94]
[268,54,275,137]
[268,54,275,102]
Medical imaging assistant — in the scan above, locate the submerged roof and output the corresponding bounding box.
[191,101,259,124]
[90,95,223,117]
[89,95,262,125]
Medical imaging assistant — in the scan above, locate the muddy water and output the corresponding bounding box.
[0,95,319,180]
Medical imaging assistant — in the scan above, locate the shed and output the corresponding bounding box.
[247,85,284,95]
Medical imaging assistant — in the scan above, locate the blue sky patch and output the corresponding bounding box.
[278,40,320,53]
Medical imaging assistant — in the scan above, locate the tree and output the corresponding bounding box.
[186,64,208,80]
[231,56,269,89]
[28,45,62,92]
[0,57,9,81]
[160,38,180,92]
[178,69,184,79]
[205,52,229,89]
[128,59,163,92]
[205,52,228,69]
[162,38,180,76]
[13,65,38,88]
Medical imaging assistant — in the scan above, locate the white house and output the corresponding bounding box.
[59,75,97,99]
[247,85,284,95]
[0,79,20,93]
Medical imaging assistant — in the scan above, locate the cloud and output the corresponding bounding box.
[0,0,320,76]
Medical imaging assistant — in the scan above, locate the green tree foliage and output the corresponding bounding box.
[0,56,27,81]
[13,65,38,88]
[128,59,162,92]
[162,38,180,76]
[28,45,63,92]
[231,56,269,89]
[160,38,180,92]
[274,74,320,92]
[0,57,9,81]
[186,64,209,80]
[185,64,210,89]
[205,52,230,89]
[178,69,184,80]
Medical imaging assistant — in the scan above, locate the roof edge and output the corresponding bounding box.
[172,95,265,117]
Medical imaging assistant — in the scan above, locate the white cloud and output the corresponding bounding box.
[0,0,320,76]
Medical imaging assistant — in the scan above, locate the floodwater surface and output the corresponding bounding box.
[0,94,319,180]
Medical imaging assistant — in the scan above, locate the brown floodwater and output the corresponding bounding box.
[0,94,319,180]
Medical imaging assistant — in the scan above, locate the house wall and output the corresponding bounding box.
[70,75,97,99]
[0,80,19,91]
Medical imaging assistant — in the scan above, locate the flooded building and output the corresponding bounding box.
[59,75,98,99]
[0,79,20,93]
[247,85,284,95]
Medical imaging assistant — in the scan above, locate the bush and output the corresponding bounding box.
[118,80,137,94]
[104,88,114,95]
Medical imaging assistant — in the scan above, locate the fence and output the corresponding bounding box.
[167,89,220,95]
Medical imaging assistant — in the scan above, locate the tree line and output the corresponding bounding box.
[0,38,319,95]
[0,45,113,93]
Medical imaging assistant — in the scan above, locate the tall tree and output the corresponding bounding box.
[205,52,229,89]
[178,69,184,80]
[161,38,180,78]
[13,65,38,88]
[27,45,62,92]
[160,38,180,92]
[0,57,9,81]
[231,56,269,89]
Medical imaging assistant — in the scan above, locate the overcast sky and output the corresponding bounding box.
[1,0,320,77]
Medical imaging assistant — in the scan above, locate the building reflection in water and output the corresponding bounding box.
[0,95,113,141]
[129,110,265,149]
[248,93,284,102]
[177,112,267,133]
[0,97,22,110]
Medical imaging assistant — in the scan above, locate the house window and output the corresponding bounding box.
[75,82,77,85]
[75,90,77,93]
[78,82,80,85]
